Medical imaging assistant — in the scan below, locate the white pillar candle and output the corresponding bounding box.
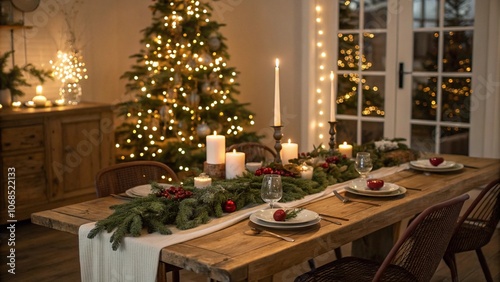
[225,149,245,179]
[36,85,43,95]
[33,95,47,107]
[194,173,212,188]
[274,58,281,126]
[206,131,226,164]
[338,141,353,158]
[281,139,298,164]
[300,164,313,180]
[330,71,336,121]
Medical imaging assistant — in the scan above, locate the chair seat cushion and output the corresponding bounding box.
[295,257,417,282]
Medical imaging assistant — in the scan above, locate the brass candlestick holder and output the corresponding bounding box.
[271,125,283,163]
[328,121,338,153]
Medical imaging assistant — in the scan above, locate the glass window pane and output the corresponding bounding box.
[337,119,357,145]
[362,121,384,144]
[364,0,387,29]
[362,75,385,117]
[339,0,360,29]
[413,32,439,72]
[338,73,359,116]
[443,31,473,72]
[440,126,469,155]
[413,0,439,28]
[444,0,475,27]
[338,33,360,70]
[441,77,471,123]
[412,76,438,120]
[363,32,386,71]
[411,124,436,152]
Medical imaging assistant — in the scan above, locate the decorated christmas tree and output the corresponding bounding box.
[116,0,261,173]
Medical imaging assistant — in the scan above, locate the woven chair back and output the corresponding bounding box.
[94,161,179,197]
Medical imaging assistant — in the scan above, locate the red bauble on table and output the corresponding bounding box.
[273,209,287,221]
[366,179,384,190]
[429,157,444,166]
[223,199,236,213]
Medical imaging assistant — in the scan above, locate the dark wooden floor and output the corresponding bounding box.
[1,219,498,282]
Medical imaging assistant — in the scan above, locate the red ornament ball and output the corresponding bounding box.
[223,199,237,213]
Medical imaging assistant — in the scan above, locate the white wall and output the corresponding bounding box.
[213,0,303,148]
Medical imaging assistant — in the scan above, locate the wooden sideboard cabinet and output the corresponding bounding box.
[0,102,115,223]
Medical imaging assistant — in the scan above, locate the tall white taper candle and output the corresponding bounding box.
[330,71,336,121]
[274,59,281,126]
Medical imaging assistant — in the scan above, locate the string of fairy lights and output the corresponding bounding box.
[314,3,327,144]
[116,0,255,171]
[49,50,88,84]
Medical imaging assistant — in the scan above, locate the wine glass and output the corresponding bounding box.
[355,152,373,179]
[261,174,282,209]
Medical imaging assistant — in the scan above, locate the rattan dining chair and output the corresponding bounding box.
[443,178,500,282]
[94,160,179,197]
[94,160,181,282]
[295,194,469,282]
[226,142,276,163]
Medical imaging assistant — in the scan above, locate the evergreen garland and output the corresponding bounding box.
[88,169,338,250]
[89,140,418,250]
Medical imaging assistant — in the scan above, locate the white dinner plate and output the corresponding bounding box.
[249,213,321,229]
[253,208,319,225]
[409,162,464,172]
[125,183,170,197]
[345,186,407,197]
[410,159,456,169]
[349,180,400,194]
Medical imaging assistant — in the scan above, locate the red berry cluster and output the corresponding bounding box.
[156,186,193,200]
[321,155,348,169]
[325,156,340,164]
[254,167,295,177]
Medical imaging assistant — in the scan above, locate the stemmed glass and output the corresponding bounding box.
[261,174,282,209]
[355,152,373,179]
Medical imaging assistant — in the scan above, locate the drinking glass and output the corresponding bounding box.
[261,174,282,208]
[355,152,373,179]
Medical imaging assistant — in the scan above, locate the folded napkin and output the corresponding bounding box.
[79,165,407,281]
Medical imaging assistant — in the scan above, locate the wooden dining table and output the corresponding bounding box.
[31,154,500,281]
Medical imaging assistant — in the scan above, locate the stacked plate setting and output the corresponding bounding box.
[250,208,321,229]
[346,180,407,197]
[410,159,464,172]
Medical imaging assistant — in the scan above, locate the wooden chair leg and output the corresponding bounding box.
[443,252,459,282]
[334,247,342,260]
[307,259,316,270]
[307,247,342,271]
[476,248,493,282]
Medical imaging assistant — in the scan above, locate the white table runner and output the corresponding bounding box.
[79,165,407,281]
